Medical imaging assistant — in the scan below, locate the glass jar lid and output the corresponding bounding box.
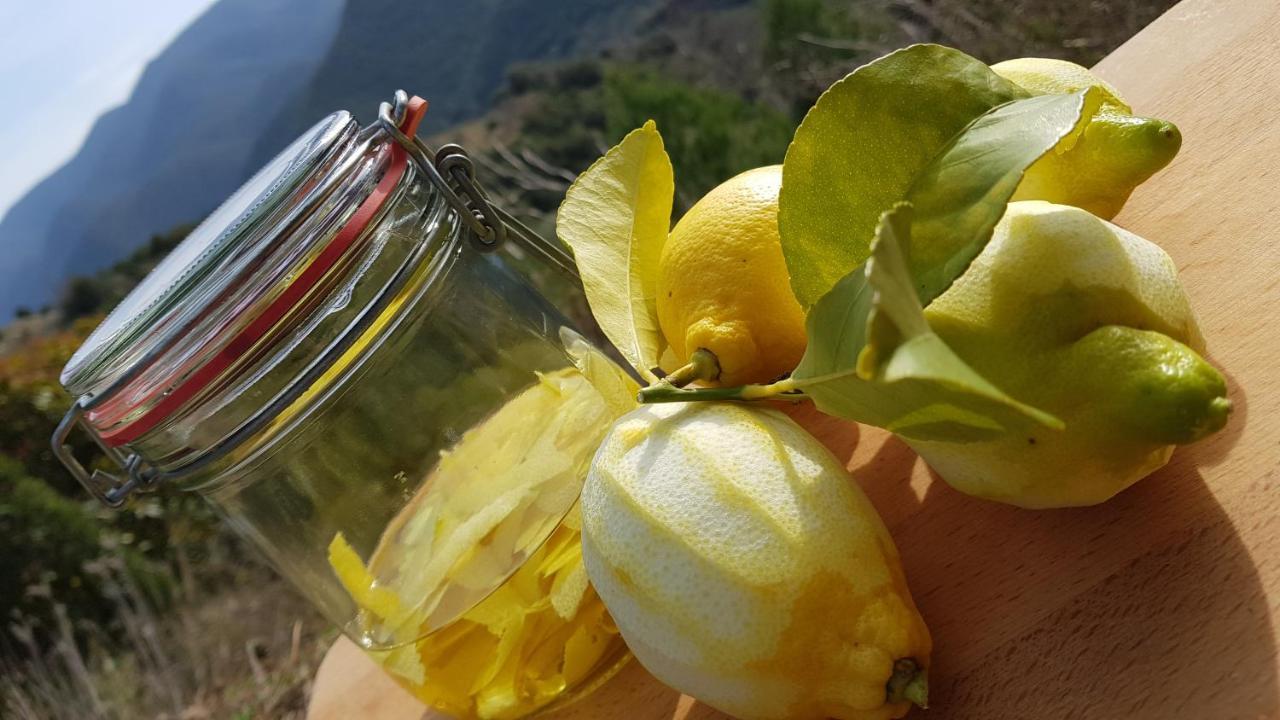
[52,90,586,509]
[61,111,360,399]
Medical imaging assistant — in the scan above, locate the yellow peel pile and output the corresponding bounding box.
[326,369,629,720]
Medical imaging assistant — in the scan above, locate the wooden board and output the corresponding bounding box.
[309,1,1280,717]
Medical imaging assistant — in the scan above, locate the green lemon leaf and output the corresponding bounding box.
[556,120,672,382]
[779,44,1029,307]
[784,84,1099,441]
[904,88,1104,305]
[792,205,1061,442]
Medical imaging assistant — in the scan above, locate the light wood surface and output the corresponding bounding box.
[308,1,1280,717]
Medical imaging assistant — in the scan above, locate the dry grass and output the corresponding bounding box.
[1,554,333,720]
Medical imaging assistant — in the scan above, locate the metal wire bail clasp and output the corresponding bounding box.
[51,401,151,508]
[376,90,507,251]
[375,90,579,278]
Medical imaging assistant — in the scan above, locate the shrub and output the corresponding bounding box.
[602,67,794,211]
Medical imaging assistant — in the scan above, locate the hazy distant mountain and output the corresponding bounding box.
[0,0,656,319]
[0,0,344,319]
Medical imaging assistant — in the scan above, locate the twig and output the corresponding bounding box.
[52,602,106,718]
[794,32,886,53]
[592,131,610,157]
[888,0,963,43]
[490,140,571,193]
[889,0,996,42]
[245,639,268,687]
[288,621,302,668]
[519,147,577,184]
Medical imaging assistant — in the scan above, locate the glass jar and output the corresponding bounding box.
[52,92,632,719]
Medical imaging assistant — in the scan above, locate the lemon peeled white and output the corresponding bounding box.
[656,166,807,386]
[581,401,930,720]
[917,201,1230,508]
[993,57,1181,219]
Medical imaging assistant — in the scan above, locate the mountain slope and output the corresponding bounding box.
[0,0,661,320]
[0,0,345,319]
[248,0,658,169]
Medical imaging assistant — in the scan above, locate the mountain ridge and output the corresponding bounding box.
[0,0,345,318]
[0,0,657,320]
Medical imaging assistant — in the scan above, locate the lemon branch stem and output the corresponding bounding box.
[636,349,720,403]
[637,376,798,404]
[886,659,929,708]
[660,348,721,388]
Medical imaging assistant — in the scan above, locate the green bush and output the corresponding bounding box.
[0,381,79,495]
[506,61,604,179]
[511,60,794,213]
[0,457,109,636]
[764,0,826,62]
[60,278,106,321]
[602,67,795,211]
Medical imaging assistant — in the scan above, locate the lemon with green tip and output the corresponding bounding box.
[916,201,1230,508]
[656,165,807,386]
[992,57,1182,219]
[581,401,931,720]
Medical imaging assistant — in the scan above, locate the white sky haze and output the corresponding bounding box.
[0,0,220,220]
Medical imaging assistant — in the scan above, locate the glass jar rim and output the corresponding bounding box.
[83,137,409,448]
[64,95,438,448]
[61,111,361,399]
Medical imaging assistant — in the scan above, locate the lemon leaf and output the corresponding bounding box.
[794,205,1061,442]
[788,87,1099,441]
[779,44,1029,308]
[557,121,673,382]
[904,88,1104,305]
[560,327,640,418]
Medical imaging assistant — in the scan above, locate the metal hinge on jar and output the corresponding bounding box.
[376,90,580,279]
[52,403,155,508]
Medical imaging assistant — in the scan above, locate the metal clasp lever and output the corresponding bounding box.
[52,402,150,508]
[376,90,579,279]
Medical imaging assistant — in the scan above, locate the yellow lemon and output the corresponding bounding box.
[581,401,931,720]
[992,57,1181,219]
[991,57,1131,110]
[657,166,807,386]
[918,201,1230,507]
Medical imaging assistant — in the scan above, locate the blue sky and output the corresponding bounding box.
[0,0,219,220]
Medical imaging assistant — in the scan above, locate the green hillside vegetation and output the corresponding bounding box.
[59,223,195,323]
[455,0,1175,226]
[500,61,794,213]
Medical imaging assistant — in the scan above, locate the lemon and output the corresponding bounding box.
[581,401,930,720]
[991,57,1131,110]
[656,166,807,386]
[917,201,1230,507]
[992,57,1181,219]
